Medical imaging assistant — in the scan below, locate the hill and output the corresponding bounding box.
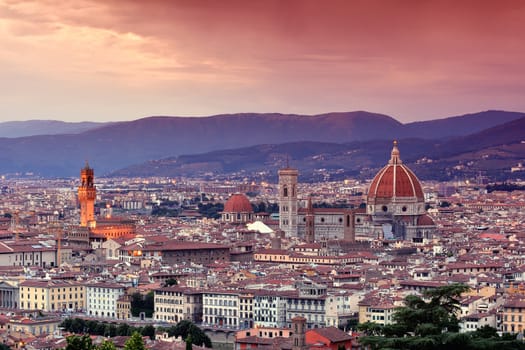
[0,111,403,177]
[402,110,525,139]
[111,117,525,182]
[0,120,107,138]
[0,110,522,178]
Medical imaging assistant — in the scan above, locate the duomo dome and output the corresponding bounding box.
[367,141,426,217]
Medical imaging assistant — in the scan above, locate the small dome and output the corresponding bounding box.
[367,141,424,202]
[223,193,253,213]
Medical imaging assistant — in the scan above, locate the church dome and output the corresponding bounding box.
[417,214,435,226]
[368,141,424,201]
[223,193,253,213]
[367,141,425,216]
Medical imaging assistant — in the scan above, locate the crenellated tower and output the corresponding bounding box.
[78,162,96,227]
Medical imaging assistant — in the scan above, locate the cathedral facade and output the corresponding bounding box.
[278,141,436,242]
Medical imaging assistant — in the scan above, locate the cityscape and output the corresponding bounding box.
[0,139,524,349]
[1,1,525,350]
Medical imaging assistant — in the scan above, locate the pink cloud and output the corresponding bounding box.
[0,0,524,122]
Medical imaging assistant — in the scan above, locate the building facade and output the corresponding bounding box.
[86,282,126,318]
[0,279,19,308]
[203,290,240,328]
[19,280,85,312]
[0,242,57,268]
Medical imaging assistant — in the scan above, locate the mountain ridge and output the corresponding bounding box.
[111,117,525,182]
[0,120,109,138]
[0,110,523,177]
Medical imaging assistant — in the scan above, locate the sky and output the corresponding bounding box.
[1,0,524,123]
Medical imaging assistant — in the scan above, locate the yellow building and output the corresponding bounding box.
[19,280,85,312]
[358,300,396,326]
[502,298,525,334]
[154,286,203,324]
[116,294,132,320]
[9,316,61,336]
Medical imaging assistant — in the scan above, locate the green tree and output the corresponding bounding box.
[65,335,94,350]
[107,324,117,338]
[71,318,87,333]
[388,283,470,337]
[87,320,99,333]
[124,332,146,350]
[163,278,178,287]
[117,323,132,336]
[141,324,156,340]
[167,320,212,348]
[97,340,116,350]
[358,283,525,350]
[357,321,383,336]
[95,323,106,336]
[61,318,73,331]
[186,335,193,350]
[472,325,498,339]
[130,291,155,318]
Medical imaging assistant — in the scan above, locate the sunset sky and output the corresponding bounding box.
[1,0,524,123]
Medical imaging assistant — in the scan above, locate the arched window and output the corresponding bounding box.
[283,185,288,197]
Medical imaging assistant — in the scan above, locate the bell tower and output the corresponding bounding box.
[291,316,307,350]
[78,162,96,227]
[278,166,298,237]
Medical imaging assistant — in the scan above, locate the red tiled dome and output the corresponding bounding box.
[417,214,435,226]
[367,141,424,202]
[223,193,253,213]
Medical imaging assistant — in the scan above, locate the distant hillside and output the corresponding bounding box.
[111,118,525,182]
[437,116,525,155]
[0,120,107,137]
[410,117,525,180]
[0,110,523,178]
[0,111,404,177]
[108,139,434,181]
[403,110,525,139]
